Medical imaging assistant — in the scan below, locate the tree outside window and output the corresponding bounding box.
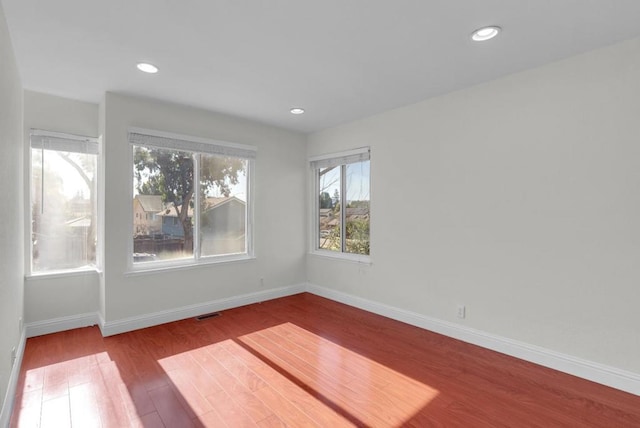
[130,130,254,264]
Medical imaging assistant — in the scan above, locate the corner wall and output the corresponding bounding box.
[102,93,307,324]
[0,1,24,423]
[307,37,640,376]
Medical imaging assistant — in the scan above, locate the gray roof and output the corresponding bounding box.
[135,195,163,212]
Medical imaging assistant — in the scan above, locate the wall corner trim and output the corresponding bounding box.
[0,331,26,428]
[305,282,640,396]
[100,283,307,336]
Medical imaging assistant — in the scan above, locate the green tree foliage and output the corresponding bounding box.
[346,218,370,255]
[319,191,333,209]
[323,218,370,255]
[347,200,369,208]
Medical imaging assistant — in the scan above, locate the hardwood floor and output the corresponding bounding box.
[10,293,640,427]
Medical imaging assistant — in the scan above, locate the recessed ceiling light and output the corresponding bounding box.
[471,26,501,42]
[290,108,305,115]
[137,62,159,74]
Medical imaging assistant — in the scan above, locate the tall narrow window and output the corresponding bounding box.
[30,130,99,273]
[312,148,370,258]
[130,128,254,266]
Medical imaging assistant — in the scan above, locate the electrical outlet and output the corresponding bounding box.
[457,305,466,319]
[260,277,264,287]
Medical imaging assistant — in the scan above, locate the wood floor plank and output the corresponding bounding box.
[9,388,43,428]
[17,366,44,395]
[84,369,131,428]
[40,395,71,428]
[205,389,257,427]
[193,409,229,428]
[206,343,269,392]
[115,380,156,420]
[223,385,274,424]
[166,366,214,417]
[237,335,377,427]
[132,411,166,428]
[179,353,226,398]
[188,344,283,426]
[69,383,101,428]
[10,294,640,427]
[148,384,195,427]
[222,342,353,427]
[255,413,287,428]
[252,384,323,428]
[9,406,41,428]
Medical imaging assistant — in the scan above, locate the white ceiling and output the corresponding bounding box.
[3,1,640,134]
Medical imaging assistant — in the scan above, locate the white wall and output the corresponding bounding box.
[0,1,24,421]
[308,37,640,375]
[102,93,307,322]
[23,91,100,324]
[24,90,98,136]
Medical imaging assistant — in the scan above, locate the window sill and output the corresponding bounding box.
[308,250,372,265]
[25,267,101,281]
[125,254,255,276]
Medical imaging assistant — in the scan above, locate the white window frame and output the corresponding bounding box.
[127,127,256,272]
[310,147,371,264]
[27,129,101,277]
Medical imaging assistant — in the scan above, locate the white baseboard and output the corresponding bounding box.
[100,283,306,336]
[0,331,26,428]
[25,312,100,338]
[305,282,640,397]
[17,282,640,397]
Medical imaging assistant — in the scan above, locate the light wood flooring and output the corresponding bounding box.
[10,293,640,427]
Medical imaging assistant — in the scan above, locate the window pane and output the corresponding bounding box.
[199,154,248,257]
[132,146,194,262]
[318,166,342,251]
[31,148,97,271]
[345,160,370,255]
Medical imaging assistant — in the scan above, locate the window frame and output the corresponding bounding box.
[310,147,371,264]
[127,127,256,272]
[27,129,101,277]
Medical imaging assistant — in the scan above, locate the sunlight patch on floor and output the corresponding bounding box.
[237,322,440,426]
[160,323,440,426]
[156,322,440,426]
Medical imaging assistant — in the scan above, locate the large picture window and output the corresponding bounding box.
[311,148,370,258]
[130,129,255,266]
[30,130,99,273]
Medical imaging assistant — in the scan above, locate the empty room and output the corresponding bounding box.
[1,1,640,427]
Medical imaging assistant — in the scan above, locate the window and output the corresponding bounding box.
[311,148,370,259]
[30,130,99,273]
[130,128,255,266]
